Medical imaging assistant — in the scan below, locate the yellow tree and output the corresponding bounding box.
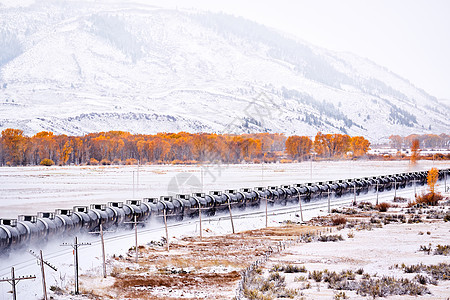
[60,141,73,165]
[427,168,439,195]
[1,128,28,165]
[350,136,371,157]
[285,136,312,160]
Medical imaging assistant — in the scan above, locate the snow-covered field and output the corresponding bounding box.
[0,160,449,299]
[1,160,449,219]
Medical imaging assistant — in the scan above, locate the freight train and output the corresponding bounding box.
[0,169,448,254]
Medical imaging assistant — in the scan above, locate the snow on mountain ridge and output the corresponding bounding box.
[0,1,448,142]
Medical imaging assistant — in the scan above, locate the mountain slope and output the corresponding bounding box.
[0,1,448,141]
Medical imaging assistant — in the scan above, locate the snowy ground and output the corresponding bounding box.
[259,207,450,299]
[1,160,449,219]
[0,160,449,299]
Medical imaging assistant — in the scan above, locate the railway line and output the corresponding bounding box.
[1,169,449,255]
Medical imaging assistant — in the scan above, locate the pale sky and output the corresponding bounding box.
[2,0,450,100]
[146,0,450,100]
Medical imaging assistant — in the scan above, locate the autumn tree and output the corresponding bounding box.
[350,136,370,157]
[427,168,439,195]
[388,135,403,149]
[314,132,350,158]
[410,139,420,165]
[285,136,312,160]
[1,128,28,165]
[60,141,73,165]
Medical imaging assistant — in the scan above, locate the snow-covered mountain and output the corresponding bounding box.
[0,0,448,141]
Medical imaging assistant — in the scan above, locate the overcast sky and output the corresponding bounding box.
[144,0,450,100]
[2,0,449,100]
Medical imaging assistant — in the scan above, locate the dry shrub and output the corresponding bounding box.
[280,159,293,163]
[415,192,443,206]
[40,158,54,166]
[112,158,122,165]
[125,158,138,165]
[434,245,450,256]
[393,196,408,203]
[331,215,347,226]
[376,202,390,212]
[89,158,99,165]
[171,159,184,165]
[318,234,343,242]
[100,159,111,165]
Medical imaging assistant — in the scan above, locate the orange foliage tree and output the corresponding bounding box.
[1,128,28,165]
[314,132,352,158]
[350,136,371,157]
[410,139,420,165]
[427,167,439,194]
[0,129,388,166]
[285,136,312,160]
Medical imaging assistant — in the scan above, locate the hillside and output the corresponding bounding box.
[0,0,449,141]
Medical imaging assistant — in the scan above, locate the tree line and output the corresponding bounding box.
[389,133,450,149]
[0,129,371,166]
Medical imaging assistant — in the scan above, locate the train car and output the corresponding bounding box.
[307,183,321,198]
[0,219,21,250]
[123,200,144,223]
[207,191,228,212]
[16,215,41,246]
[326,181,342,197]
[143,198,165,218]
[36,212,58,239]
[293,184,310,200]
[174,195,194,219]
[254,187,271,202]
[240,188,259,207]
[54,209,75,236]
[106,202,126,228]
[190,193,210,216]
[0,222,12,253]
[224,189,245,210]
[72,206,94,232]
[159,196,176,219]
[281,185,298,203]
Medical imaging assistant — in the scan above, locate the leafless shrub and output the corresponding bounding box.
[376,202,390,212]
[419,244,432,255]
[393,196,408,203]
[334,291,348,299]
[271,264,307,273]
[397,262,450,281]
[434,244,450,256]
[309,270,323,282]
[356,276,430,297]
[318,234,343,242]
[331,215,347,226]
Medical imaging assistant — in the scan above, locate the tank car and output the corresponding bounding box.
[240,188,259,207]
[0,219,21,250]
[53,209,75,236]
[16,215,41,246]
[224,189,245,210]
